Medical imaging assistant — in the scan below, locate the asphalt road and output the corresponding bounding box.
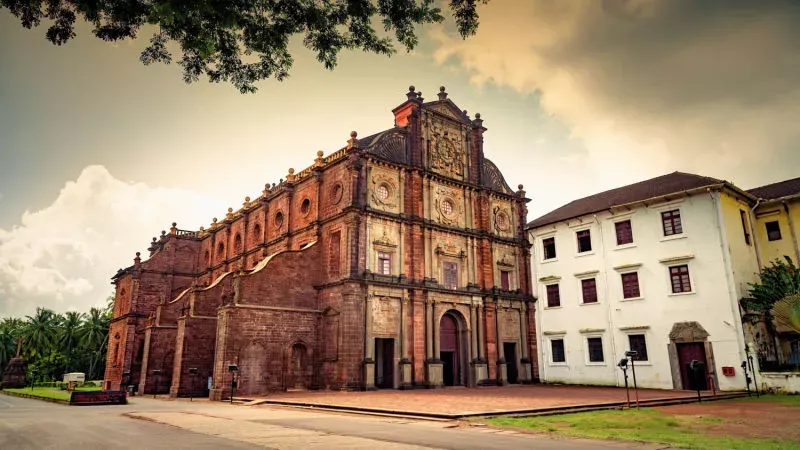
[0,393,646,449]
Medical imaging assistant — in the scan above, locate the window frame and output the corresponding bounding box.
[443,261,459,289]
[626,333,649,363]
[542,236,557,261]
[668,264,692,294]
[500,270,511,291]
[576,229,593,254]
[545,283,561,308]
[614,219,634,246]
[661,209,684,237]
[549,337,567,365]
[740,210,751,245]
[581,278,599,304]
[377,251,392,275]
[766,221,782,241]
[621,271,641,300]
[585,336,605,365]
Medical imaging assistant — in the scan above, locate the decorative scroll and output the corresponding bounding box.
[429,118,464,179]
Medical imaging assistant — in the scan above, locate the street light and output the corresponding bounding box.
[152,369,162,399]
[188,368,198,402]
[228,364,239,404]
[624,351,640,408]
[617,358,630,408]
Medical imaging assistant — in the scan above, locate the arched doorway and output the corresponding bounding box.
[238,341,267,395]
[286,342,310,390]
[440,312,467,386]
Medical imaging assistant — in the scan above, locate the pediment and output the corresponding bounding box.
[424,100,471,124]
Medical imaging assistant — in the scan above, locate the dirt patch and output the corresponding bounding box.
[656,399,800,442]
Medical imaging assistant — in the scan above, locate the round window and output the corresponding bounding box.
[330,183,343,205]
[442,199,454,215]
[300,198,311,215]
[275,211,284,228]
[377,184,390,200]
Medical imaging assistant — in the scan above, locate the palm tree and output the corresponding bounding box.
[80,307,110,379]
[22,308,59,361]
[0,318,23,370]
[59,311,85,373]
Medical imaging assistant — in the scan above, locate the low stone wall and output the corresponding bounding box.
[760,372,800,394]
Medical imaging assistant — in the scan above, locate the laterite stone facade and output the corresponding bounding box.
[104,86,535,399]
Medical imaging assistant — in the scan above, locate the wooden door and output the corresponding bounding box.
[677,342,707,390]
[440,314,460,386]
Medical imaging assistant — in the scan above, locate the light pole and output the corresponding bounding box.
[617,359,630,408]
[188,368,198,402]
[625,351,639,408]
[152,369,162,399]
[228,364,239,404]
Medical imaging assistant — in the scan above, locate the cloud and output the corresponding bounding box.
[0,165,224,318]
[430,0,800,208]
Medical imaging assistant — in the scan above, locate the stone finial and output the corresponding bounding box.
[152,237,157,243]
[161,230,166,237]
[417,91,424,102]
[438,86,448,100]
[170,222,178,234]
[245,196,250,202]
[226,207,234,219]
[199,226,205,232]
[286,168,297,182]
[517,184,526,197]
[134,252,141,265]
[347,131,359,150]
[406,85,419,101]
[243,196,251,208]
[462,110,469,119]
[472,112,483,127]
[314,150,325,167]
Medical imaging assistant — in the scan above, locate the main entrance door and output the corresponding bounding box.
[503,342,519,384]
[440,313,461,386]
[677,342,707,390]
[375,338,395,389]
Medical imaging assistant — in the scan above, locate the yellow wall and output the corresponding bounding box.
[754,198,800,266]
[719,191,761,298]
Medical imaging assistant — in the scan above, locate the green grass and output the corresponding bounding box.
[4,385,103,402]
[488,407,799,450]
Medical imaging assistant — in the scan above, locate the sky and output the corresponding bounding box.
[1,0,799,317]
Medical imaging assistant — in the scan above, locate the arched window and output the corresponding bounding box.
[204,250,210,265]
[233,233,242,253]
[253,223,262,241]
[275,211,284,228]
[217,242,225,257]
[300,198,311,215]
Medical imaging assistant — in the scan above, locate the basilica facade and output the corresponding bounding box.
[104,86,535,399]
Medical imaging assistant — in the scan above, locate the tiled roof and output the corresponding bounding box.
[526,172,726,229]
[748,177,800,200]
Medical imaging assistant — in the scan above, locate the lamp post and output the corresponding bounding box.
[741,360,752,396]
[617,358,630,408]
[746,352,759,398]
[188,368,198,402]
[152,369,162,399]
[625,350,639,408]
[228,364,239,404]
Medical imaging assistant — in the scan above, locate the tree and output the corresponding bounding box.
[744,256,800,314]
[0,318,24,370]
[80,307,110,380]
[59,311,85,373]
[22,307,60,361]
[1,0,489,93]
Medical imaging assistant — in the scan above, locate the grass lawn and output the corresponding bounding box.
[4,385,103,402]
[487,395,800,450]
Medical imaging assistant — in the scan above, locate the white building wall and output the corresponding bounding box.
[530,190,751,391]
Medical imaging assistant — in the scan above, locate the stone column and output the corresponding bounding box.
[363,295,376,390]
[433,301,441,358]
[519,303,532,383]
[470,303,478,360]
[399,295,412,388]
[477,305,485,359]
[425,299,443,387]
[425,298,434,359]
[495,300,507,385]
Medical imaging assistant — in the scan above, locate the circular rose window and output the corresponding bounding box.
[274,211,284,228]
[330,183,343,205]
[377,184,390,200]
[300,198,311,215]
[442,199,454,215]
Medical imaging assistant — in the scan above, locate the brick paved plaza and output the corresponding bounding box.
[259,385,719,415]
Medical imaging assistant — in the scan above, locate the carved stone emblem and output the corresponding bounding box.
[429,118,464,179]
[370,173,398,208]
[493,206,511,233]
[434,187,463,226]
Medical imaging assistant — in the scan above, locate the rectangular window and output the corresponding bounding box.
[443,262,458,289]
[621,272,641,299]
[587,337,604,362]
[615,220,634,246]
[543,237,557,260]
[740,210,751,245]
[581,278,598,304]
[551,339,566,363]
[661,209,683,236]
[377,251,391,275]
[329,231,341,278]
[766,221,782,241]
[577,230,592,253]
[669,264,692,293]
[500,270,510,290]
[546,284,561,308]
[628,334,648,361]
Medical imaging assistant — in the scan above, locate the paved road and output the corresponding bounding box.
[0,393,647,449]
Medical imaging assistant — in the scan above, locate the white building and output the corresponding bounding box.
[526,172,760,391]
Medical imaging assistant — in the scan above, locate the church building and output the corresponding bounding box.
[104,86,535,399]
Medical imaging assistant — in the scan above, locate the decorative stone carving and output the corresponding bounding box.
[493,206,512,233]
[373,229,397,248]
[434,186,463,226]
[428,118,464,179]
[430,104,461,121]
[370,172,398,209]
[668,321,710,342]
[497,252,516,268]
